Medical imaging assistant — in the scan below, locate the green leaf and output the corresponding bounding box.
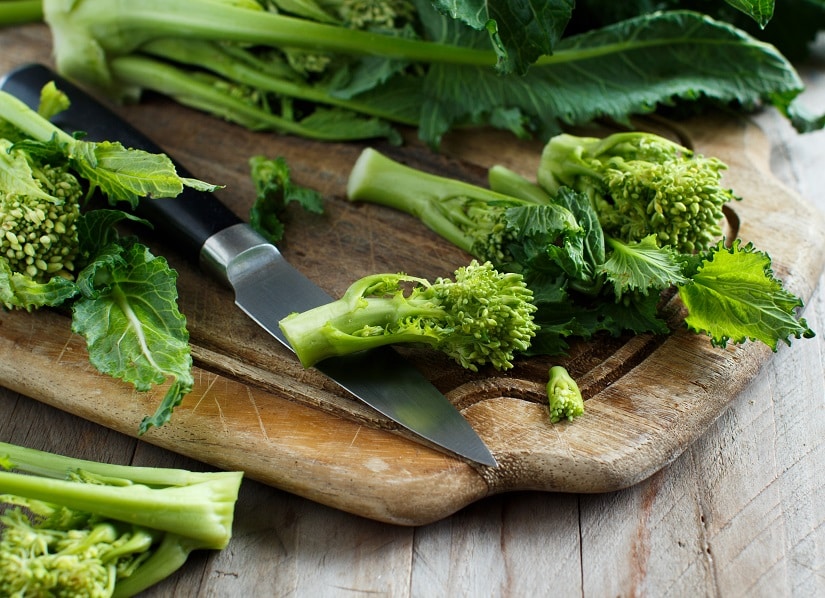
[0,258,78,310]
[248,155,324,244]
[69,140,187,207]
[430,0,574,74]
[601,235,689,300]
[0,139,55,201]
[724,0,774,28]
[678,239,815,350]
[71,242,193,432]
[413,10,805,146]
[76,209,151,264]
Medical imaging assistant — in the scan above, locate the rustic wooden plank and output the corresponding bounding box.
[1,21,824,598]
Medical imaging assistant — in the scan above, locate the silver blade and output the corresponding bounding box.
[204,224,497,467]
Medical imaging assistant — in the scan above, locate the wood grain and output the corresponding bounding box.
[1,22,824,598]
[1,28,824,526]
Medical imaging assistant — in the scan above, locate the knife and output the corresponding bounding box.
[1,63,497,468]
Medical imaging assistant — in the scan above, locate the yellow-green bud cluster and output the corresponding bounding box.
[338,0,416,29]
[546,365,584,422]
[431,260,538,371]
[1,165,82,282]
[599,154,734,254]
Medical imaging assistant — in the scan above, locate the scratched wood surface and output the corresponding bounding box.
[1,23,824,596]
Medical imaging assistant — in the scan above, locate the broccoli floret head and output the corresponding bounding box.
[546,365,584,423]
[279,260,539,371]
[0,139,83,283]
[0,504,154,598]
[335,0,417,29]
[537,132,739,254]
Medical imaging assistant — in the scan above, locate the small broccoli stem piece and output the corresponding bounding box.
[546,365,584,423]
[347,148,530,259]
[280,260,539,372]
[488,164,555,205]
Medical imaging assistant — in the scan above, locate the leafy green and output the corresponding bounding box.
[348,142,814,356]
[0,82,214,433]
[72,242,193,433]
[248,154,324,243]
[679,239,815,349]
[26,0,818,148]
[0,258,79,309]
[721,0,774,27]
[600,235,689,300]
[430,0,575,74]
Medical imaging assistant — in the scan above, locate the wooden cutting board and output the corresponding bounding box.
[2,29,824,525]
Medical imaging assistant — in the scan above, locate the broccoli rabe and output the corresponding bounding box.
[347,147,581,267]
[0,138,82,283]
[346,138,813,356]
[0,81,218,431]
[0,441,243,598]
[537,132,738,254]
[279,260,539,371]
[546,365,584,423]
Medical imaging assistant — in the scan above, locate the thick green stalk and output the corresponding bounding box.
[44,0,497,66]
[347,148,517,253]
[279,292,443,367]
[0,470,241,547]
[109,55,377,140]
[0,0,43,26]
[0,88,76,146]
[139,39,419,126]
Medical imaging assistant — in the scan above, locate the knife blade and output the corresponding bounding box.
[1,63,497,468]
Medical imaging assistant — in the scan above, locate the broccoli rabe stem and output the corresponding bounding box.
[45,0,497,91]
[0,87,76,147]
[348,148,534,255]
[109,533,200,598]
[0,441,242,548]
[279,273,446,367]
[280,261,538,371]
[138,38,420,126]
[0,0,42,25]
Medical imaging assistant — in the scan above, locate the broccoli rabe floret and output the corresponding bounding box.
[546,365,584,423]
[332,0,416,29]
[347,147,580,266]
[0,139,83,282]
[279,260,539,371]
[0,441,243,598]
[537,132,739,254]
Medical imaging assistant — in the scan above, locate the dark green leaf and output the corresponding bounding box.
[412,10,805,146]
[723,0,774,28]
[248,155,324,244]
[430,0,574,74]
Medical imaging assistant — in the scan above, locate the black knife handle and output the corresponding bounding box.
[0,63,242,264]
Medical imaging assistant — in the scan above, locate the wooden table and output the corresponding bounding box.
[2,25,824,597]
